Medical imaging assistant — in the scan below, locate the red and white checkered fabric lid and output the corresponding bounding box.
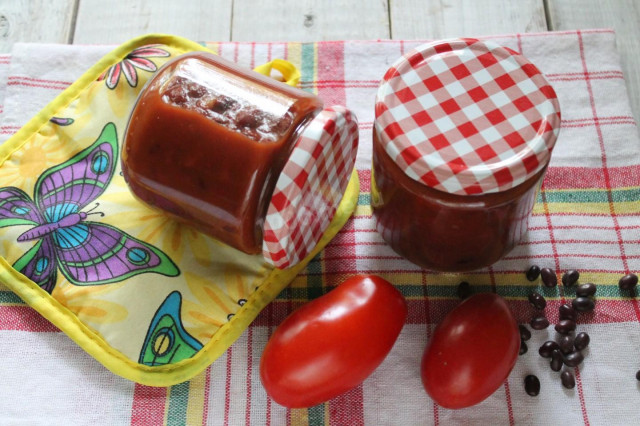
[263,106,358,269]
[375,38,561,195]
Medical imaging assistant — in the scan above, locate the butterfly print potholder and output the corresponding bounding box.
[0,34,359,386]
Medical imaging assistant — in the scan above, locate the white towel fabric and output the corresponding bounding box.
[1,30,640,425]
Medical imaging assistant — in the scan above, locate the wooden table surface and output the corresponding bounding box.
[0,1,638,125]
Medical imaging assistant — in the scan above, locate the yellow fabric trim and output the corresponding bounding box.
[0,34,360,387]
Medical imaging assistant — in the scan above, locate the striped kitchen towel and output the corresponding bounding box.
[1,29,639,425]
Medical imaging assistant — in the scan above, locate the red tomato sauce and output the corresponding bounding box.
[372,135,545,272]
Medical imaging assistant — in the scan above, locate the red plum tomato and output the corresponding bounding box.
[421,293,519,409]
[260,275,407,408]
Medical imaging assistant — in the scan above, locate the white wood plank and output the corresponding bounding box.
[547,0,640,125]
[73,0,232,44]
[389,0,547,39]
[0,0,76,52]
[231,0,390,41]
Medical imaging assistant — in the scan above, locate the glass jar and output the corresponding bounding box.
[122,52,359,268]
[372,39,561,272]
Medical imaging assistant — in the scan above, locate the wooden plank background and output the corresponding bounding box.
[0,0,638,123]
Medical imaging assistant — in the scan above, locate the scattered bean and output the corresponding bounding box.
[636,370,640,381]
[539,341,560,358]
[619,273,638,290]
[528,292,546,310]
[561,371,576,389]
[573,297,595,312]
[526,265,541,281]
[519,324,532,341]
[551,349,563,371]
[555,319,577,335]
[517,267,607,391]
[563,351,584,367]
[559,335,575,355]
[576,283,597,297]
[541,268,558,287]
[530,316,550,330]
[559,303,578,321]
[525,375,541,396]
[573,332,590,351]
[562,270,580,287]
[457,281,472,299]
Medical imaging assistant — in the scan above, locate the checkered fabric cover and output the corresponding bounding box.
[375,38,561,195]
[263,106,359,268]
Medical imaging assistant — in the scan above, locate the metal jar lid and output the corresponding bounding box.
[263,106,359,268]
[375,38,561,195]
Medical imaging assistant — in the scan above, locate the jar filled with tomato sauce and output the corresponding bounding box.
[122,52,359,268]
[372,39,561,272]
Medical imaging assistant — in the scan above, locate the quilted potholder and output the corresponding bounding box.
[0,34,359,386]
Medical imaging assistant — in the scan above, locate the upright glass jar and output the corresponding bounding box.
[123,52,359,268]
[372,39,561,272]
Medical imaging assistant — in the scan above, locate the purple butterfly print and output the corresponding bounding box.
[0,187,44,226]
[98,45,170,89]
[50,117,74,126]
[0,122,179,294]
[14,239,58,293]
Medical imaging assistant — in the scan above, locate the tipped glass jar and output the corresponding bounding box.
[123,52,359,268]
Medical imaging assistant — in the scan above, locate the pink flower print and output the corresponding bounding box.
[99,45,170,89]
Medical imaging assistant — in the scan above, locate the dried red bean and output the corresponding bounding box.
[562,270,580,287]
[541,268,558,287]
[551,349,563,372]
[457,281,472,299]
[563,351,584,367]
[525,375,541,396]
[573,297,595,312]
[573,332,590,351]
[559,335,575,354]
[520,340,528,355]
[236,108,263,129]
[272,111,294,135]
[636,370,640,381]
[555,319,577,335]
[166,85,187,104]
[208,96,233,114]
[539,341,560,358]
[561,371,576,389]
[619,273,638,290]
[559,303,577,321]
[519,324,532,341]
[528,292,546,310]
[530,316,550,330]
[526,265,541,281]
[187,84,207,98]
[576,283,597,297]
